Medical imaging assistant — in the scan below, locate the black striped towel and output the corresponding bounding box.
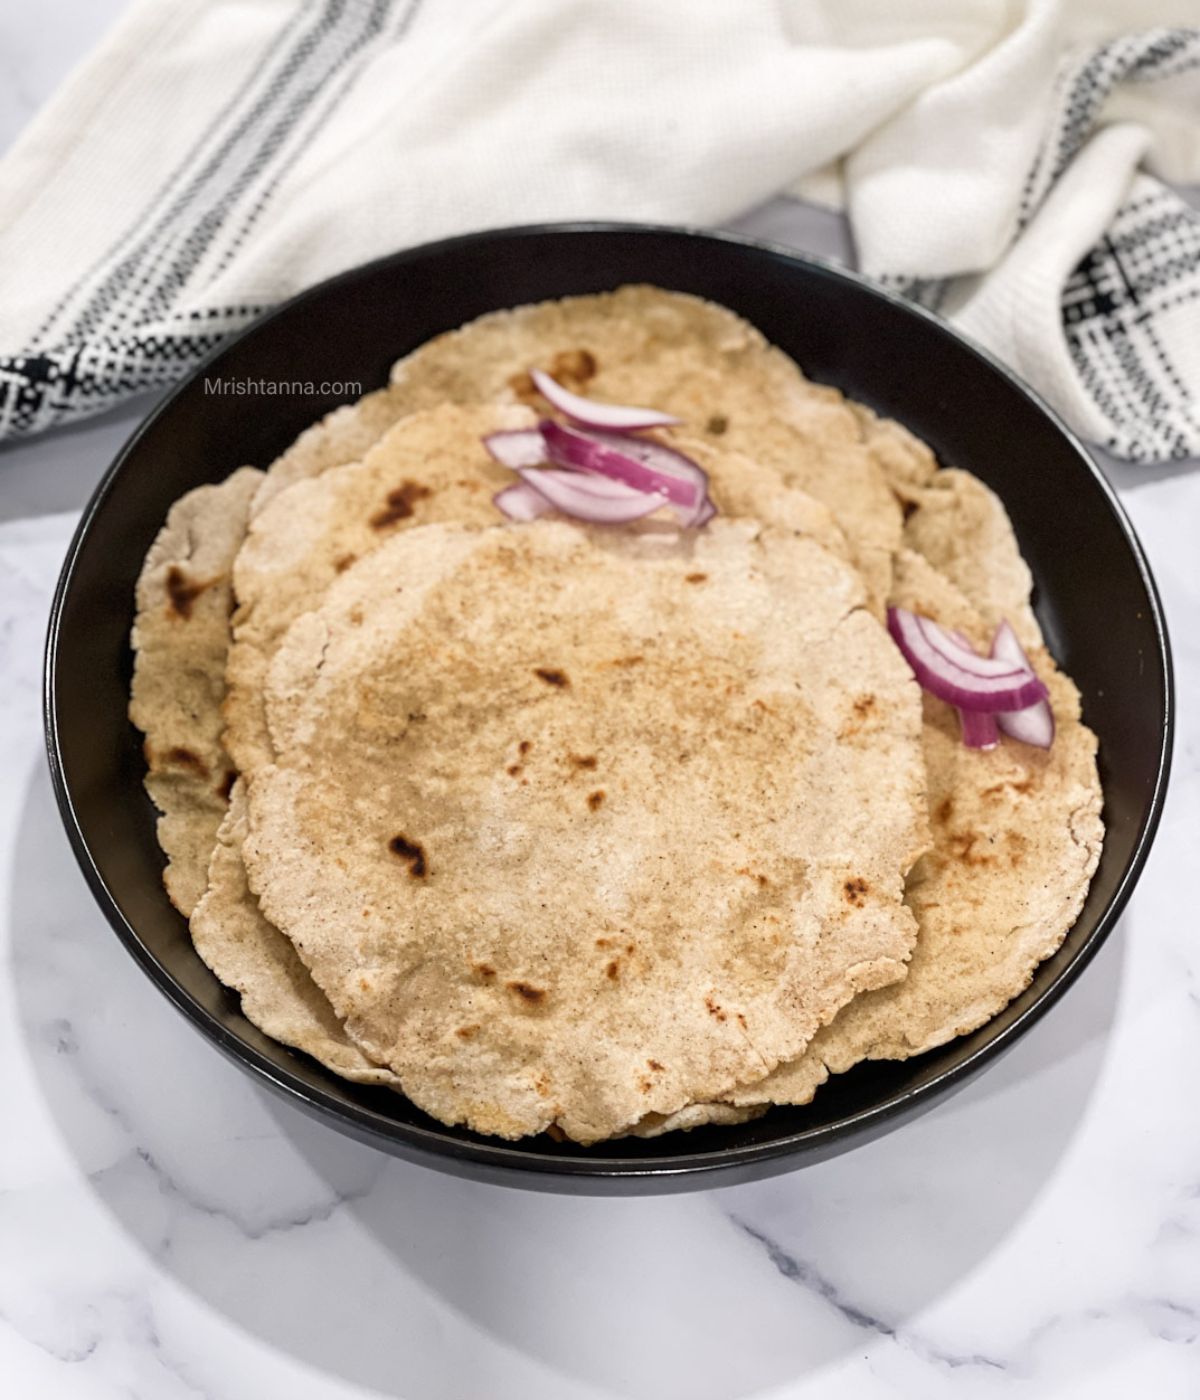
[0,0,1196,461]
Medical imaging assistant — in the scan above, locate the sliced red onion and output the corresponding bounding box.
[991,620,1055,749]
[530,369,682,432]
[948,631,999,747]
[887,607,1048,713]
[494,481,553,521]
[484,428,548,471]
[516,467,666,525]
[539,419,713,527]
[959,708,1000,750]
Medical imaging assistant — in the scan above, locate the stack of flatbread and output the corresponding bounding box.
[129,288,1104,1144]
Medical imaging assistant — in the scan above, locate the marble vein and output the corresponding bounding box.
[726,1213,1008,1374]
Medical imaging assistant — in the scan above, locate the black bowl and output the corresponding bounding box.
[45,224,1172,1193]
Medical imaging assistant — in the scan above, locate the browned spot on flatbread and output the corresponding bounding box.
[165,566,211,620]
[843,877,869,907]
[736,866,769,887]
[370,480,432,529]
[534,667,569,688]
[935,795,955,825]
[455,1024,480,1040]
[510,349,597,406]
[587,790,606,811]
[551,348,597,384]
[1006,830,1029,867]
[471,961,496,981]
[685,572,708,584]
[839,694,879,739]
[388,834,427,878]
[606,959,621,980]
[705,994,727,1023]
[982,778,1034,798]
[568,753,597,770]
[507,980,546,1005]
[163,746,209,778]
[647,1059,665,1072]
[948,831,996,867]
[508,370,537,403]
[334,552,357,574]
[706,414,728,435]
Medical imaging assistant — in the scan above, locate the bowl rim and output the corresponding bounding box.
[43,219,1175,1184]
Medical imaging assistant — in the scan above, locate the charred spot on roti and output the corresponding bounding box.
[333,552,357,574]
[948,830,996,867]
[706,414,728,436]
[534,667,569,687]
[455,1024,480,1040]
[568,752,597,770]
[165,565,211,619]
[470,961,496,981]
[508,370,538,403]
[606,959,621,980]
[370,480,432,529]
[551,348,597,385]
[982,778,1034,798]
[685,572,708,583]
[387,833,427,877]
[843,877,869,907]
[737,866,770,888]
[587,789,606,811]
[507,739,535,777]
[704,995,728,1023]
[161,746,209,777]
[510,349,596,406]
[854,694,876,720]
[1005,830,1029,867]
[647,1059,665,1072]
[507,980,546,1005]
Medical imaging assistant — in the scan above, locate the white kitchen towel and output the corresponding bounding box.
[0,0,1196,460]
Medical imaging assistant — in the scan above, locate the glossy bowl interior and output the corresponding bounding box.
[46,224,1172,1193]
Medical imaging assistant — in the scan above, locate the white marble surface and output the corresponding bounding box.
[3,7,1200,1398]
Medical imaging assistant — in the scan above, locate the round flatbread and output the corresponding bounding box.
[244,519,928,1142]
[207,410,861,1107]
[128,466,263,914]
[726,547,1103,1107]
